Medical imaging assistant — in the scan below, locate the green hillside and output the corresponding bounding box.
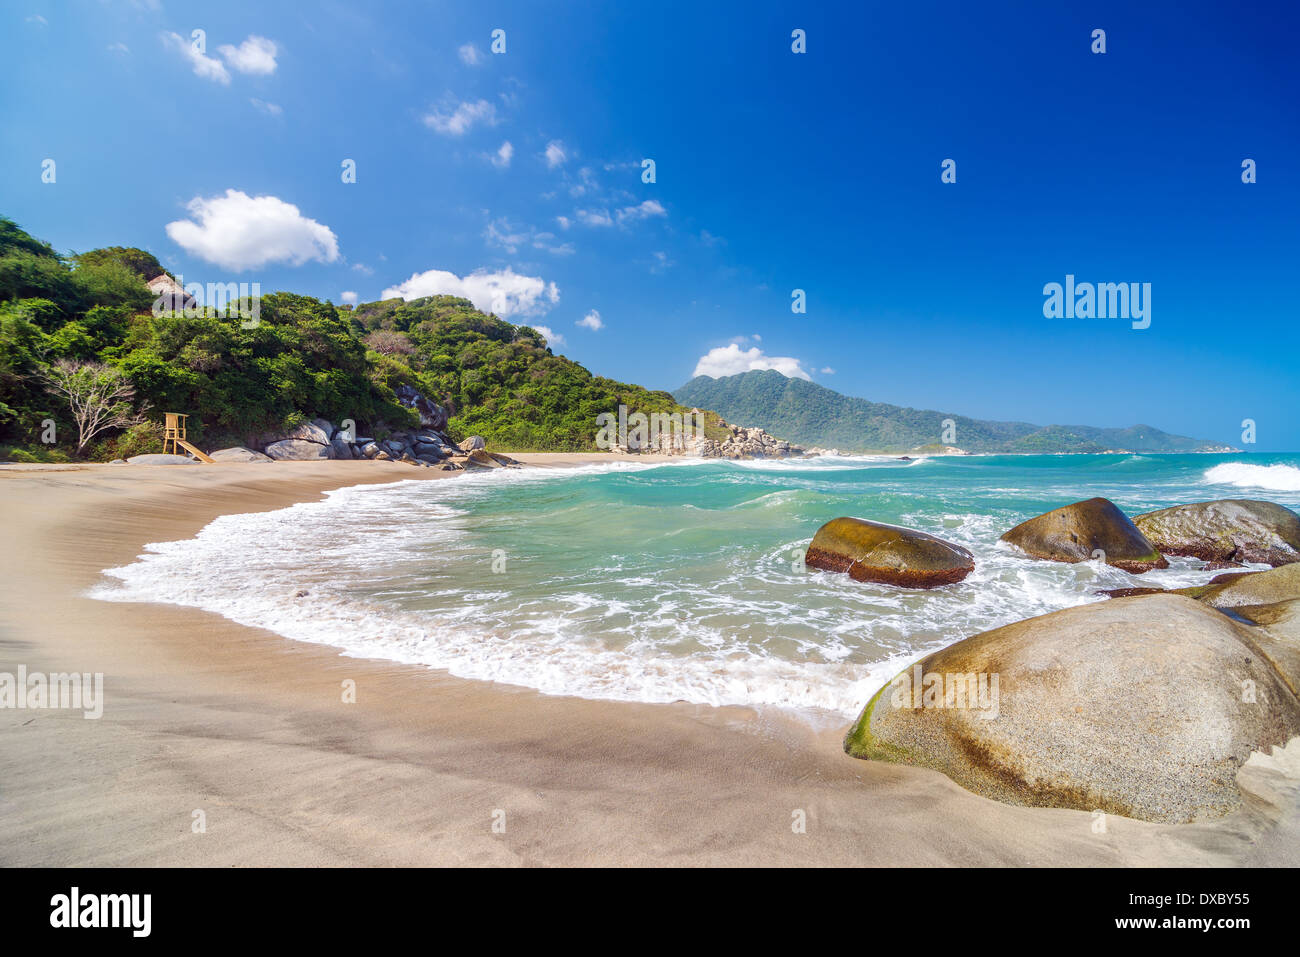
[0,216,724,461]
[674,369,1230,454]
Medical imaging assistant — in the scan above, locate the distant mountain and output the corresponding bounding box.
[673,370,1233,454]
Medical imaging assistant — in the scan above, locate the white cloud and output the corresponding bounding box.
[458,43,484,65]
[165,189,340,271]
[341,291,358,304]
[555,216,571,230]
[576,310,603,331]
[381,268,559,319]
[568,166,598,197]
[544,140,568,168]
[575,208,613,227]
[651,251,673,272]
[219,36,278,75]
[616,199,666,225]
[483,217,573,256]
[107,42,130,54]
[820,366,835,374]
[250,98,283,116]
[26,15,47,25]
[423,99,497,136]
[531,325,564,346]
[491,140,513,168]
[352,263,374,276]
[162,31,231,84]
[692,344,811,381]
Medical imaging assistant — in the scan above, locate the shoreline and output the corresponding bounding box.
[0,457,1294,865]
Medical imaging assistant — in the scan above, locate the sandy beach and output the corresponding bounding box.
[1,456,1295,867]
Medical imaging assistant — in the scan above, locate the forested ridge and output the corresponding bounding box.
[0,216,721,461]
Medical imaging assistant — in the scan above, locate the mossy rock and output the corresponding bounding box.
[844,594,1300,823]
[805,517,974,589]
[1134,499,1300,567]
[1000,497,1167,573]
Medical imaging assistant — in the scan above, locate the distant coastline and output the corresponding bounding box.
[675,369,1238,456]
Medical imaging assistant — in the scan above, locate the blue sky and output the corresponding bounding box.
[3,0,1298,449]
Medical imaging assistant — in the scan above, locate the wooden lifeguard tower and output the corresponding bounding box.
[162,413,215,462]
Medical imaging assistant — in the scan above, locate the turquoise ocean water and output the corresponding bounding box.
[92,453,1300,718]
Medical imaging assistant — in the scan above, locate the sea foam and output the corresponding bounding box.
[87,457,1245,719]
[1204,462,1300,492]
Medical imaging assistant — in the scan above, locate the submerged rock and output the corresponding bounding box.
[1000,497,1167,573]
[1094,586,1165,599]
[1134,499,1300,567]
[844,594,1300,823]
[805,517,974,588]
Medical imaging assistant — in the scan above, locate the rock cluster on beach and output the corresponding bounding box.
[831,495,1300,823]
[124,386,520,471]
[805,517,974,588]
[691,420,806,459]
[256,415,518,472]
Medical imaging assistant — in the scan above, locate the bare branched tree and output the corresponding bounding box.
[42,359,148,455]
[363,329,416,356]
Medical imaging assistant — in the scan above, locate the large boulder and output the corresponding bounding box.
[310,418,335,439]
[461,448,502,470]
[208,446,273,463]
[394,384,449,432]
[1134,499,1300,567]
[125,454,198,466]
[459,435,487,452]
[412,441,447,459]
[1236,599,1300,696]
[280,421,330,446]
[805,517,974,588]
[1185,563,1300,611]
[1000,497,1167,573]
[330,433,354,460]
[264,439,331,461]
[844,594,1300,823]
